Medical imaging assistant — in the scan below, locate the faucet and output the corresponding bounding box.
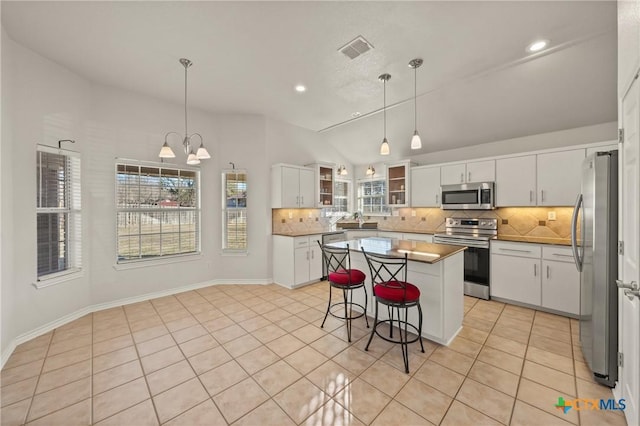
[353,211,365,228]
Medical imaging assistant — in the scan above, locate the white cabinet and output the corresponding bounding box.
[441,164,466,185]
[411,166,441,207]
[345,230,378,240]
[491,241,542,306]
[541,246,580,315]
[491,241,579,316]
[441,160,495,185]
[495,155,537,206]
[306,163,335,207]
[271,164,315,208]
[273,234,322,288]
[536,149,585,206]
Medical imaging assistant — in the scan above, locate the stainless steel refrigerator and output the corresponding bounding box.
[571,150,618,387]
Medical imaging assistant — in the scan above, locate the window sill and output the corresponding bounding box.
[33,269,84,289]
[113,253,203,270]
[221,251,249,257]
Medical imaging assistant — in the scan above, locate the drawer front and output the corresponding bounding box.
[542,245,575,263]
[491,241,541,258]
[294,236,310,248]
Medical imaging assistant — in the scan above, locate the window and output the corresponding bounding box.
[116,163,199,262]
[222,170,247,252]
[325,179,351,216]
[36,145,82,280]
[357,178,390,215]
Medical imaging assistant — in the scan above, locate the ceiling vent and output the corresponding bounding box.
[339,36,374,60]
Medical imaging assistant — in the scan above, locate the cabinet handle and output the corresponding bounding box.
[296,195,299,206]
[552,253,574,258]
[546,265,550,279]
[529,190,533,203]
[311,250,314,259]
[541,190,545,203]
[301,196,304,205]
[499,248,532,253]
[468,171,471,182]
[436,193,439,205]
[534,264,537,276]
[460,173,464,183]
[306,251,309,260]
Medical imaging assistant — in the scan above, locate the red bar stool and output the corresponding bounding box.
[361,248,424,373]
[318,242,369,342]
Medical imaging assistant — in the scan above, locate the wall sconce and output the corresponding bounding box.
[366,165,375,176]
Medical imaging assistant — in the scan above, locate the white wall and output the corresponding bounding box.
[0,33,355,358]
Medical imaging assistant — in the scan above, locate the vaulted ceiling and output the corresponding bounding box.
[2,1,617,164]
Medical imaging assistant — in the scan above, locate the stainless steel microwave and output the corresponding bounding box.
[440,182,495,210]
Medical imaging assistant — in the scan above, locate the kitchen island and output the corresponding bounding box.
[326,237,466,345]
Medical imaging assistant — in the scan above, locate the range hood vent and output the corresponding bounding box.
[339,35,374,60]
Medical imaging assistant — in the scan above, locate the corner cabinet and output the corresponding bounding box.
[271,164,315,208]
[306,163,335,207]
[386,161,412,207]
[536,149,585,206]
[411,165,441,207]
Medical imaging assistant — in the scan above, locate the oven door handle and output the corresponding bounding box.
[433,237,489,249]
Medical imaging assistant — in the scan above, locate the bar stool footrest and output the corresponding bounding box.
[327,302,367,321]
[371,318,422,345]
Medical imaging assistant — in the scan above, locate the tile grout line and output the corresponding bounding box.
[21,330,53,424]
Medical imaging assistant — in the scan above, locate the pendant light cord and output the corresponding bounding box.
[414,66,417,131]
[383,78,387,138]
[184,63,188,137]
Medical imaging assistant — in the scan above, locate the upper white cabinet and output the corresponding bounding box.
[411,166,441,207]
[306,163,335,207]
[536,149,585,206]
[441,160,495,185]
[386,161,411,207]
[496,149,585,207]
[271,164,315,208]
[496,155,537,206]
[441,164,466,185]
[586,143,618,156]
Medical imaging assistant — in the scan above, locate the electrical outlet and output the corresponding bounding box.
[392,210,400,217]
[308,212,313,218]
[548,211,556,221]
[411,210,417,217]
[288,211,293,219]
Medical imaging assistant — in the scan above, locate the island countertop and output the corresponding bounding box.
[326,237,466,264]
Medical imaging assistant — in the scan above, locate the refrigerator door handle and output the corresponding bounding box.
[571,193,584,272]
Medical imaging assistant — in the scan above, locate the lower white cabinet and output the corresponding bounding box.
[541,246,580,315]
[491,252,541,306]
[402,233,433,243]
[491,241,579,316]
[273,234,322,288]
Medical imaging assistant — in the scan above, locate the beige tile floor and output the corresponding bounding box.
[0,282,629,425]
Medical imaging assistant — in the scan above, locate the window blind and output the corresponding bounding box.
[116,162,200,262]
[36,145,81,278]
[222,170,247,252]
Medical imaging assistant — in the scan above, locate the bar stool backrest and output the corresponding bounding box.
[318,242,353,283]
[361,249,409,298]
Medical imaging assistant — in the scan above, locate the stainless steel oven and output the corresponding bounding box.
[441,182,495,210]
[434,218,497,300]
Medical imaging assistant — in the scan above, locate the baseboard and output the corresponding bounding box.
[1,278,274,369]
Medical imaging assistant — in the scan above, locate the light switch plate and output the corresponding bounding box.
[411,210,417,217]
[548,211,556,221]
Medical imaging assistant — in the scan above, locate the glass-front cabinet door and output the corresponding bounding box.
[386,161,411,207]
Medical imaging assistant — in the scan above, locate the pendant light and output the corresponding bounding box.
[159,58,211,164]
[409,58,423,150]
[378,73,391,156]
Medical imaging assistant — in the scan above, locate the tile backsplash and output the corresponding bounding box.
[272,207,574,239]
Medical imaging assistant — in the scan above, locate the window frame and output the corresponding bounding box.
[35,144,82,286]
[222,169,248,254]
[356,177,391,216]
[324,178,352,217]
[115,159,201,264]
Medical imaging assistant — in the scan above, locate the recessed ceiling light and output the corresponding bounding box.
[295,84,306,93]
[527,39,549,53]
[351,112,361,118]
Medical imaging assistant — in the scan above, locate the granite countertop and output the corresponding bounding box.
[495,235,571,246]
[272,230,340,237]
[273,229,441,237]
[326,237,466,264]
